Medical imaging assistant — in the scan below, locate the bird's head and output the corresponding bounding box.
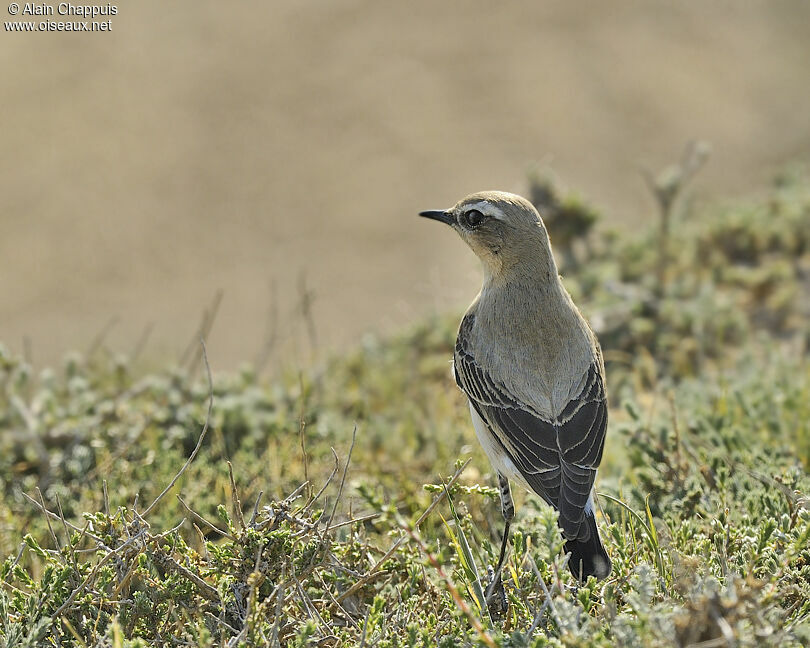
[419,191,557,283]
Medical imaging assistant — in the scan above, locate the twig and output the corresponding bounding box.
[526,601,546,636]
[192,523,208,557]
[176,495,235,540]
[529,556,561,630]
[154,517,189,540]
[131,322,155,364]
[87,316,119,360]
[641,140,711,297]
[316,572,360,630]
[337,458,470,603]
[326,512,381,532]
[283,481,311,505]
[405,525,497,648]
[298,373,310,499]
[358,604,372,648]
[111,558,139,599]
[685,639,732,648]
[668,392,684,488]
[255,279,279,375]
[227,461,245,531]
[270,564,286,648]
[292,574,329,637]
[302,450,339,515]
[188,292,222,377]
[55,494,79,572]
[35,487,61,553]
[51,531,146,620]
[143,339,214,518]
[201,610,238,637]
[22,492,103,544]
[326,425,357,530]
[297,272,318,353]
[149,545,220,603]
[180,291,223,368]
[22,335,33,366]
[249,491,264,526]
[102,480,110,519]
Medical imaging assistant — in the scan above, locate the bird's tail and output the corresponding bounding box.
[564,511,611,581]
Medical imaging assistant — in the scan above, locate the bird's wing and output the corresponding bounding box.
[454,319,607,541]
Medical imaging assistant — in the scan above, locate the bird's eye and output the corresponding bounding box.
[463,209,486,229]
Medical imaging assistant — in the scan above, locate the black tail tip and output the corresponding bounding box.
[564,514,611,581]
[565,539,611,581]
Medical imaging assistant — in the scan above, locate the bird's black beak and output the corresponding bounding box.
[418,210,455,226]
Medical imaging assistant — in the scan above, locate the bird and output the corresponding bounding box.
[419,191,611,607]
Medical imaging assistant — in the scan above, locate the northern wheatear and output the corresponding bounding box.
[420,191,611,606]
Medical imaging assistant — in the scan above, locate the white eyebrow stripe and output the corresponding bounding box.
[464,201,505,220]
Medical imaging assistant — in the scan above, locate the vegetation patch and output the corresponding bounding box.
[1,170,809,646]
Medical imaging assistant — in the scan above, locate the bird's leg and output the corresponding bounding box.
[486,473,513,618]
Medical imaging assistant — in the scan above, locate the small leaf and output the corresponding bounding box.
[24,534,48,559]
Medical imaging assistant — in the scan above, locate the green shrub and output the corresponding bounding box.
[1,172,809,646]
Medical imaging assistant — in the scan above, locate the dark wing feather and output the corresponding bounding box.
[455,314,608,541]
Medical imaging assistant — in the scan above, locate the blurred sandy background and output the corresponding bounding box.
[3,1,810,371]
